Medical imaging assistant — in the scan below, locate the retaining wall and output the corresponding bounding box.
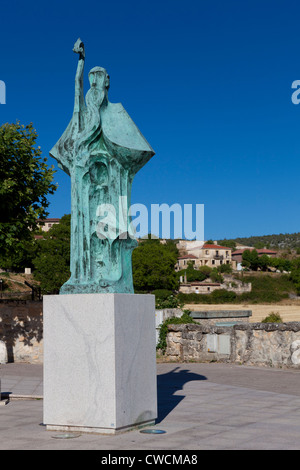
[166,322,300,368]
[0,300,43,363]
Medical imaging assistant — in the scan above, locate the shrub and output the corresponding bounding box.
[261,312,283,323]
[155,294,182,309]
[210,289,237,302]
[156,311,195,353]
[0,277,9,291]
[152,289,173,301]
[177,289,237,304]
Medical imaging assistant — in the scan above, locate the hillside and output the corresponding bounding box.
[218,232,300,250]
[0,272,40,300]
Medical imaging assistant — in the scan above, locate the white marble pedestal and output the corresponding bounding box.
[43,293,157,434]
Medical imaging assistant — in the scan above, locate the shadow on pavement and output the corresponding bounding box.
[156,366,207,423]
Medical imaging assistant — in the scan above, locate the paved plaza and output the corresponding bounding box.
[0,362,300,450]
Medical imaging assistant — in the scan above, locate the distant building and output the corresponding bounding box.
[179,281,222,294]
[176,254,198,270]
[37,218,60,232]
[179,277,252,295]
[175,242,234,271]
[231,248,277,264]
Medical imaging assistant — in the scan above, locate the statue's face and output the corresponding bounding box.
[88,70,110,90]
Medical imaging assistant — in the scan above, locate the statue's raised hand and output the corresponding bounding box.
[73,38,85,59]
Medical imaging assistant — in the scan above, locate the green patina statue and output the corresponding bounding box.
[50,39,155,294]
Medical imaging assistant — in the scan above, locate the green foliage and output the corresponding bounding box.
[156,311,195,353]
[210,268,223,283]
[217,263,232,274]
[33,215,71,294]
[178,273,295,304]
[209,289,237,302]
[132,239,179,292]
[152,289,173,300]
[197,265,213,277]
[242,249,260,270]
[177,289,237,304]
[270,257,292,272]
[235,274,292,303]
[261,312,283,323]
[241,250,281,272]
[155,294,182,309]
[0,238,37,271]
[289,258,300,294]
[0,277,9,291]
[217,239,237,250]
[225,232,300,250]
[0,122,56,263]
[152,289,182,309]
[177,265,208,283]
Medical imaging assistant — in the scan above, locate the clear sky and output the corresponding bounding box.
[1,0,300,240]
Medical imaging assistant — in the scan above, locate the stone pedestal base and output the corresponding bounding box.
[43,293,157,434]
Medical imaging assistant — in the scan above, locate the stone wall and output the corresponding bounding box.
[1,300,300,369]
[166,322,300,368]
[191,309,252,326]
[0,300,43,363]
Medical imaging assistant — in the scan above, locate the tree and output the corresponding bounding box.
[132,239,179,292]
[0,122,56,263]
[290,258,300,295]
[218,239,237,250]
[270,257,292,273]
[33,215,71,294]
[257,254,271,271]
[217,263,232,274]
[242,249,260,270]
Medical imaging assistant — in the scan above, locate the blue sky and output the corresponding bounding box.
[1,0,300,240]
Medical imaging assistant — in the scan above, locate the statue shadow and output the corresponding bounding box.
[156,366,207,423]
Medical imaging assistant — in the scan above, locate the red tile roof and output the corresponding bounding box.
[190,282,221,286]
[202,244,232,250]
[37,218,61,223]
[232,248,277,255]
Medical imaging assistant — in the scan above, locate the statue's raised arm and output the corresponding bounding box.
[73,38,85,119]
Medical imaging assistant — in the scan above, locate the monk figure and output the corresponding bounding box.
[50,38,155,294]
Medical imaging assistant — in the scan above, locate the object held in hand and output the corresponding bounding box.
[73,38,85,58]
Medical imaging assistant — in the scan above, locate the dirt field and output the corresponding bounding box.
[184,301,300,323]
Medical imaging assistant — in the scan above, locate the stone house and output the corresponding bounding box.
[176,242,235,271]
[179,276,252,295]
[231,248,277,264]
[179,281,222,294]
[37,218,61,232]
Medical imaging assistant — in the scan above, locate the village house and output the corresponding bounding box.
[231,248,277,264]
[179,276,252,295]
[175,242,235,271]
[37,218,61,232]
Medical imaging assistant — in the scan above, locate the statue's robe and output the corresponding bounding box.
[49,100,155,294]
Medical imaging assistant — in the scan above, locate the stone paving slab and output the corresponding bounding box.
[0,362,299,450]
